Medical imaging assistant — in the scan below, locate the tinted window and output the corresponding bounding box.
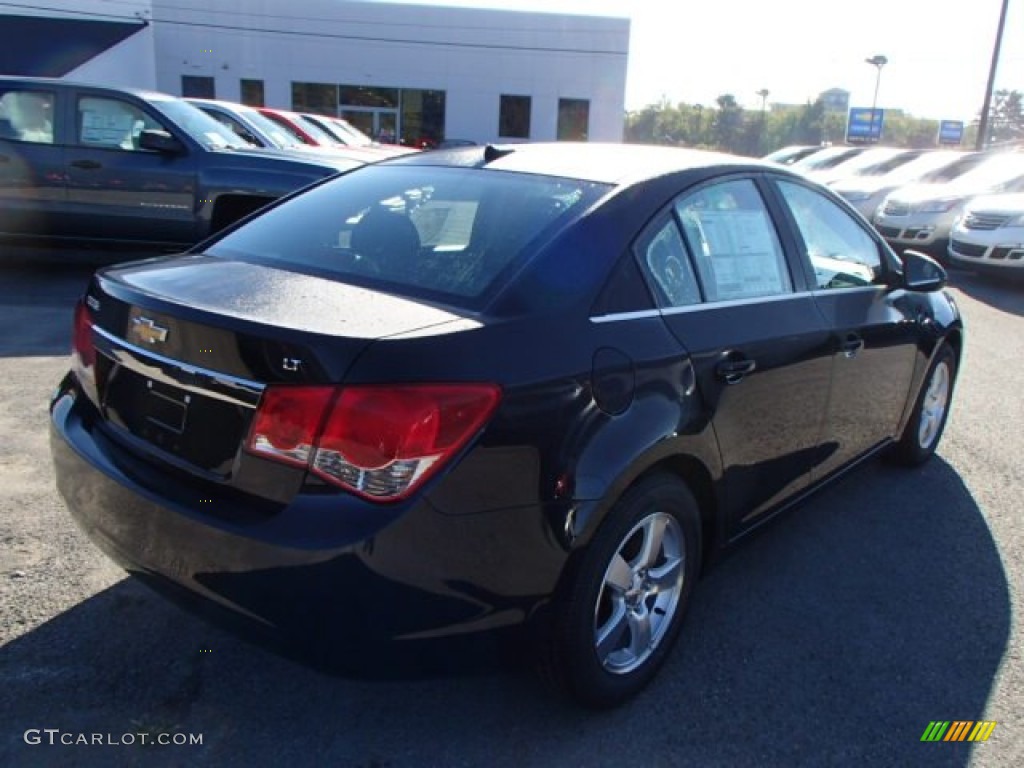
[207,166,609,307]
[0,88,55,144]
[181,76,215,99]
[777,180,882,289]
[240,79,265,107]
[150,99,250,149]
[636,217,700,308]
[557,99,589,141]
[674,179,792,302]
[499,95,531,139]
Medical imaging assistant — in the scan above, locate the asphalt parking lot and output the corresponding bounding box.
[1,250,1022,767]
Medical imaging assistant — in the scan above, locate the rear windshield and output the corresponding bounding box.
[206,164,610,308]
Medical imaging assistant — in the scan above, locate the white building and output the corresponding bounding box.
[0,0,629,145]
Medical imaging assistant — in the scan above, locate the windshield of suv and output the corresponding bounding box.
[945,154,1024,194]
[295,115,343,145]
[880,151,967,185]
[331,118,374,146]
[854,151,922,177]
[151,98,250,150]
[795,147,863,171]
[236,106,303,148]
[207,165,610,308]
[820,148,908,177]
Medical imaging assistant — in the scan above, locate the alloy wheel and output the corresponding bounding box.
[918,360,951,449]
[593,512,685,674]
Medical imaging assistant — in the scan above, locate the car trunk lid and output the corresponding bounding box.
[79,254,472,486]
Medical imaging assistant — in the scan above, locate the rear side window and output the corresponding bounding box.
[0,88,55,144]
[674,179,792,302]
[636,217,701,308]
[207,165,609,307]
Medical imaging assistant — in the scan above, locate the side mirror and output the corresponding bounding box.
[138,129,185,154]
[901,249,947,292]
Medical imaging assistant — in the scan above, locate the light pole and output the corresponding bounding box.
[865,54,887,143]
[756,89,770,153]
[977,0,1010,149]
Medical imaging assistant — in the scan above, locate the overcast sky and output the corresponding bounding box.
[377,0,1023,121]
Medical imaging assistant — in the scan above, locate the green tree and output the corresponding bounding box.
[989,89,1024,144]
[711,93,744,152]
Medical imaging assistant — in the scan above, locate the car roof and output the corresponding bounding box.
[0,75,176,103]
[390,142,768,185]
[186,98,255,113]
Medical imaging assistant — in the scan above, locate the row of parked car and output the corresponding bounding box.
[0,76,422,252]
[765,143,1024,277]
[185,98,417,163]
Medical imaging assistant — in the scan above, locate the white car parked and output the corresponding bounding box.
[873,153,1024,255]
[832,151,982,219]
[948,193,1024,275]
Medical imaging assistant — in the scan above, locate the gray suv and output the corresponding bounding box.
[0,77,363,251]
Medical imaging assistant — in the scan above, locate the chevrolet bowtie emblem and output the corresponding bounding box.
[131,316,169,344]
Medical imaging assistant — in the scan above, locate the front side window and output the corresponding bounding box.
[76,96,166,151]
[777,180,882,289]
[0,88,55,144]
[207,166,609,308]
[674,179,793,302]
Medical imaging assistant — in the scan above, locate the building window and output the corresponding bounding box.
[557,98,589,141]
[181,76,215,99]
[292,82,338,115]
[400,89,446,148]
[339,86,399,109]
[240,79,264,107]
[499,95,531,139]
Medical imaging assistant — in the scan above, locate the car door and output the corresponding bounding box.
[768,176,920,480]
[0,83,66,238]
[641,177,835,536]
[64,89,198,245]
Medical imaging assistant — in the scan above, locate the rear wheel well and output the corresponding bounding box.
[210,195,275,234]
[634,455,718,569]
[944,328,963,366]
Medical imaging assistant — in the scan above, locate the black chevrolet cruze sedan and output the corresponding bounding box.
[51,143,962,708]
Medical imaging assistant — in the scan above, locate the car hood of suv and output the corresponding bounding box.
[963,193,1024,216]
[884,183,962,205]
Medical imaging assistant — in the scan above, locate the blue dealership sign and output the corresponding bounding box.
[847,107,884,143]
[939,120,964,146]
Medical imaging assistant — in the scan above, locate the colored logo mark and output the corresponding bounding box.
[921,721,997,742]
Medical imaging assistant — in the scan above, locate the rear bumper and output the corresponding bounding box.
[50,376,570,665]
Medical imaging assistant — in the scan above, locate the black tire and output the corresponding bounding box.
[541,473,701,708]
[893,342,957,466]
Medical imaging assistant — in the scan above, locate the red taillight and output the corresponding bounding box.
[247,387,335,468]
[247,383,500,501]
[72,300,95,369]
